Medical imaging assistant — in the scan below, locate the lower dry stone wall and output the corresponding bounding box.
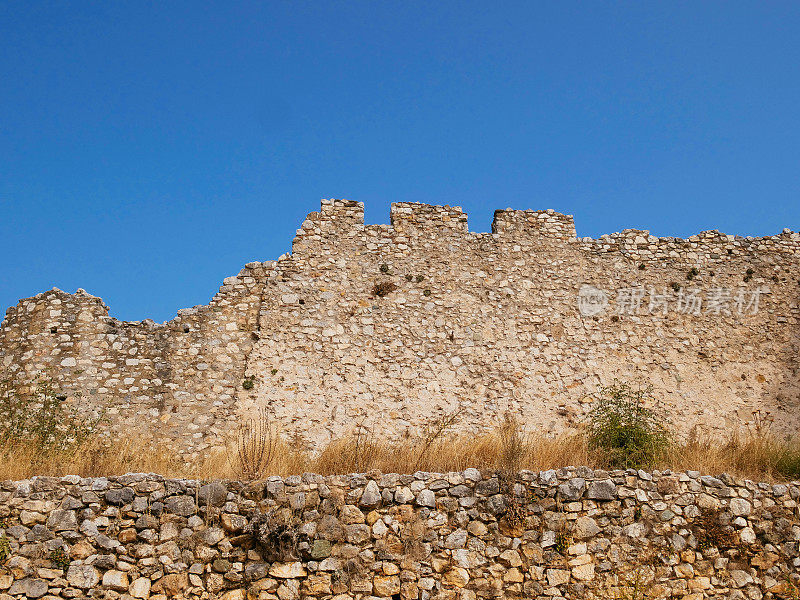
[0,469,799,600]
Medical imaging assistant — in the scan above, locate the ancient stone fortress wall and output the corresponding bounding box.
[0,468,798,599]
[1,200,799,455]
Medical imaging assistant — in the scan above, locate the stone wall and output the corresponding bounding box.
[0,468,798,599]
[1,200,799,456]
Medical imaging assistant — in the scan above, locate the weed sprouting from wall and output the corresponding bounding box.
[0,533,10,562]
[49,547,70,572]
[412,404,464,471]
[498,413,524,476]
[235,408,279,480]
[371,281,398,297]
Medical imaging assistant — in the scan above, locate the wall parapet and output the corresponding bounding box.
[491,208,577,242]
[0,468,798,599]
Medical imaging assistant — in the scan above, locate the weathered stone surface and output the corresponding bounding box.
[498,549,522,567]
[394,487,414,503]
[269,562,307,579]
[66,565,100,589]
[198,482,228,506]
[574,516,601,539]
[7,578,48,599]
[164,495,197,516]
[359,480,381,507]
[444,529,467,549]
[196,526,225,546]
[416,489,436,507]
[547,568,571,586]
[373,575,400,596]
[105,487,135,506]
[152,573,189,595]
[558,478,586,501]
[572,562,595,581]
[587,479,617,500]
[129,576,151,598]
[102,570,129,591]
[443,567,470,588]
[45,509,76,531]
[729,498,752,516]
[311,539,332,559]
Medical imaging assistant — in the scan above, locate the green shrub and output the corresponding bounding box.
[774,444,800,479]
[586,381,670,468]
[0,375,101,456]
[0,534,9,562]
[49,547,70,571]
[553,531,570,554]
[242,377,255,390]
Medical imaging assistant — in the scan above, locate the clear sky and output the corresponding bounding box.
[2,2,799,323]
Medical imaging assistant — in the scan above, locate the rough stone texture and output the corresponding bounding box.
[1,200,799,457]
[0,469,798,599]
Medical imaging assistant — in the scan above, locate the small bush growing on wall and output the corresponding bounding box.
[49,547,70,572]
[0,375,101,456]
[247,508,305,561]
[586,381,670,468]
[0,532,10,562]
[553,530,570,555]
[372,281,398,297]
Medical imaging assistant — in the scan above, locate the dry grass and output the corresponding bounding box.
[0,437,188,480]
[1,418,799,482]
[664,428,800,482]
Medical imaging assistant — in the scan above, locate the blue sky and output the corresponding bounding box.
[2,2,799,323]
